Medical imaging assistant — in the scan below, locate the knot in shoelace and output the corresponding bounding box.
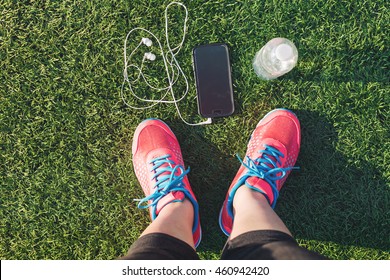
[137,154,190,210]
[237,144,299,207]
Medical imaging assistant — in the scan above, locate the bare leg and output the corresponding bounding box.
[230,186,292,240]
[140,199,195,249]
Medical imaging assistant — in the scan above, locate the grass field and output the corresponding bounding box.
[1,0,389,260]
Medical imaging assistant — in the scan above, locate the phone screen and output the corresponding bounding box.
[193,43,234,118]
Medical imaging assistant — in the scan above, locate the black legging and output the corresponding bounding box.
[120,230,327,260]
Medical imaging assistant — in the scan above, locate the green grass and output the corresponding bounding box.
[1,0,389,260]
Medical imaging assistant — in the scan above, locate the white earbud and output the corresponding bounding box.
[141,37,152,47]
[144,52,156,61]
[122,3,211,126]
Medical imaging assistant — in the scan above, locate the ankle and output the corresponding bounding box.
[141,198,195,248]
[230,185,292,239]
[158,198,194,222]
[233,185,269,213]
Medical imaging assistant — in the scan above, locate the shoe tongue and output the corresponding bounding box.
[244,138,287,206]
[148,149,180,185]
[261,138,287,158]
[155,191,185,215]
[245,177,275,205]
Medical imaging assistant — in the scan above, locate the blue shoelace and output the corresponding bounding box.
[237,144,299,208]
[137,154,191,219]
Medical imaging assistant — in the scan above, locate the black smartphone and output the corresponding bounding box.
[193,43,234,118]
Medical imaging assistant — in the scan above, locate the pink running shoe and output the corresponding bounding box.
[219,109,301,236]
[132,119,201,247]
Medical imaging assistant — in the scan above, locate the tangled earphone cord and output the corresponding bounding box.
[121,2,212,126]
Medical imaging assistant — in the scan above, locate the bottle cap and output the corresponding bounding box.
[275,43,294,61]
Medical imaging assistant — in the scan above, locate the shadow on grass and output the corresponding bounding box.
[169,110,389,259]
[168,120,236,258]
[281,110,389,258]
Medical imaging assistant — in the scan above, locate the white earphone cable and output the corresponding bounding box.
[121,2,212,125]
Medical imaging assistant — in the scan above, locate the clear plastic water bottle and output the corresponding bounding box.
[253,38,298,80]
